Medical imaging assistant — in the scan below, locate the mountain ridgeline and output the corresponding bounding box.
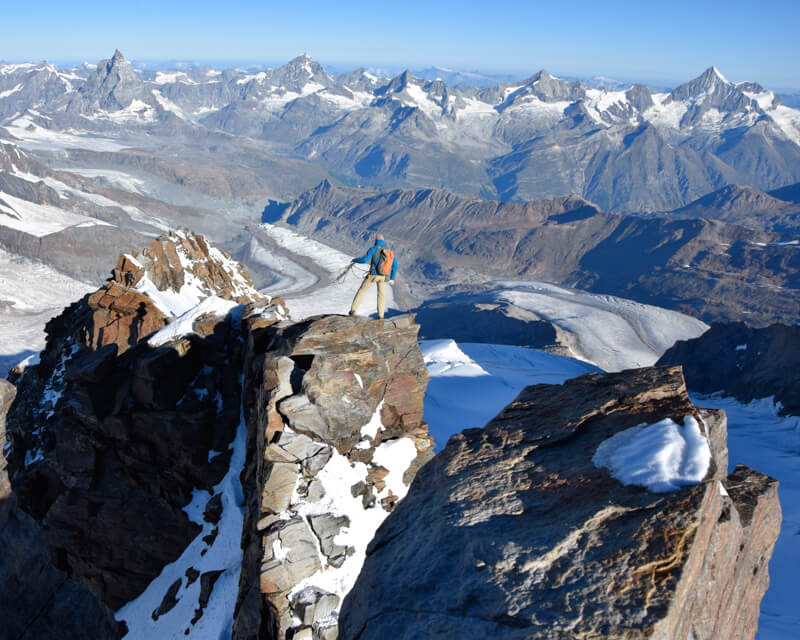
[263,180,800,326]
[2,52,800,213]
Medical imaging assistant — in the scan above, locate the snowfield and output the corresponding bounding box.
[494,280,709,371]
[0,190,114,236]
[421,339,598,450]
[0,247,94,377]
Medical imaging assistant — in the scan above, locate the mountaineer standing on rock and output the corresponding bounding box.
[349,233,397,320]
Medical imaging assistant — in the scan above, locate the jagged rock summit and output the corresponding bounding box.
[1,230,285,635]
[1,229,435,639]
[66,49,154,115]
[339,366,781,640]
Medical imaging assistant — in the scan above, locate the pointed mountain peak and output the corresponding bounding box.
[668,66,743,104]
[379,70,417,95]
[700,65,730,85]
[112,49,127,64]
[285,53,321,72]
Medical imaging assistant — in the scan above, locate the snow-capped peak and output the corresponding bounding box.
[710,66,730,84]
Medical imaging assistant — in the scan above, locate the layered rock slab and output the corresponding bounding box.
[339,366,781,640]
[234,314,434,640]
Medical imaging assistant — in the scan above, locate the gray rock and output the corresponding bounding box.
[261,462,299,513]
[657,321,800,416]
[339,367,781,640]
[309,513,351,566]
[152,578,182,620]
[278,393,330,442]
[291,586,340,626]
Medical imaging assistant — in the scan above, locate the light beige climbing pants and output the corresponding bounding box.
[350,274,387,319]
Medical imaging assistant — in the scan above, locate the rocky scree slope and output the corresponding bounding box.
[340,366,781,640]
[264,180,800,326]
[657,322,800,416]
[1,229,436,639]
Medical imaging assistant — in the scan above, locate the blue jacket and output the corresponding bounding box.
[353,239,398,279]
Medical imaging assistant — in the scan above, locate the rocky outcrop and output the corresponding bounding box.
[84,229,264,354]
[233,314,434,640]
[657,322,800,416]
[339,366,781,640]
[3,226,434,638]
[3,230,280,617]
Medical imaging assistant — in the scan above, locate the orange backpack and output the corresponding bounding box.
[376,247,394,276]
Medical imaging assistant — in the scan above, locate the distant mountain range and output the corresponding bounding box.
[262,179,800,326]
[2,51,800,213]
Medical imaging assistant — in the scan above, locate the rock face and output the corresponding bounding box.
[1,379,124,639]
[2,230,277,618]
[233,314,434,640]
[657,322,800,416]
[339,366,781,640]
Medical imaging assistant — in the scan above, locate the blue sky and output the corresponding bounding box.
[3,0,799,89]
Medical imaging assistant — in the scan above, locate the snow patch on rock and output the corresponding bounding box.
[592,416,711,492]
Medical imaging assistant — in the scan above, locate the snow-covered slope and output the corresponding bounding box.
[493,280,710,371]
[0,189,114,236]
[0,246,94,376]
[421,339,598,450]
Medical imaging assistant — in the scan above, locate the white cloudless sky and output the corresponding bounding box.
[2,0,798,88]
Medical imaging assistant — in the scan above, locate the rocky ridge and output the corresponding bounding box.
[1,229,436,639]
[657,322,800,416]
[233,314,434,639]
[668,183,800,234]
[4,230,269,613]
[340,366,782,640]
